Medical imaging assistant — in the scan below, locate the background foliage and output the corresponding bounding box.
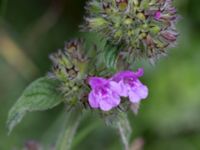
[0,0,200,149]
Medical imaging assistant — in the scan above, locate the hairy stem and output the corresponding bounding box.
[55,107,82,150]
[118,122,130,150]
[72,120,100,149]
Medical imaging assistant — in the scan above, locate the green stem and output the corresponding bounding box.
[118,122,130,150]
[55,107,82,150]
[72,121,100,149]
[116,113,131,150]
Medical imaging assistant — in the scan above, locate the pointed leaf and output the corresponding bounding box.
[7,76,64,134]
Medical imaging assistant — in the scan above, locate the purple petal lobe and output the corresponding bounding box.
[99,97,114,111]
[109,81,122,93]
[110,93,121,106]
[132,80,149,99]
[128,90,141,103]
[135,68,144,77]
[135,84,148,99]
[88,92,99,108]
[154,11,161,20]
[89,77,108,89]
[118,81,129,97]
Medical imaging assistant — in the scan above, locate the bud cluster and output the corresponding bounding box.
[83,0,179,61]
[49,39,88,104]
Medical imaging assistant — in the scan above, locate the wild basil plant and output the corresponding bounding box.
[7,0,179,150]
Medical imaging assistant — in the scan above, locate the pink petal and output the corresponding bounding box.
[128,80,148,103]
[133,80,148,99]
[111,68,144,82]
[99,98,114,111]
[88,92,99,108]
[135,68,144,77]
[89,77,108,89]
[135,85,148,99]
[154,11,161,20]
[118,81,129,97]
[109,81,122,94]
[110,93,121,107]
[99,93,120,111]
[128,91,141,103]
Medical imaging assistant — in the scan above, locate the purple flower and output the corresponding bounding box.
[88,68,148,111]
[111,68,148,104]
[154,11,162,20]
[88,77,121,111]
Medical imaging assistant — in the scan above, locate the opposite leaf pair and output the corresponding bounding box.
[88,68,148,111]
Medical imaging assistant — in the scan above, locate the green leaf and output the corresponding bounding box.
[7,76,64,134]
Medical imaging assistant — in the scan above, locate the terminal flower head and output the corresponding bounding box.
[83,0,179,62]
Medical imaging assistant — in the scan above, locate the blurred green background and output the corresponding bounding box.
[0,0,200,149]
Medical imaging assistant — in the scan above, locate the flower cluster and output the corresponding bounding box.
[49,39,89,103]
[88,68,148,111]
[83,0,179,61]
